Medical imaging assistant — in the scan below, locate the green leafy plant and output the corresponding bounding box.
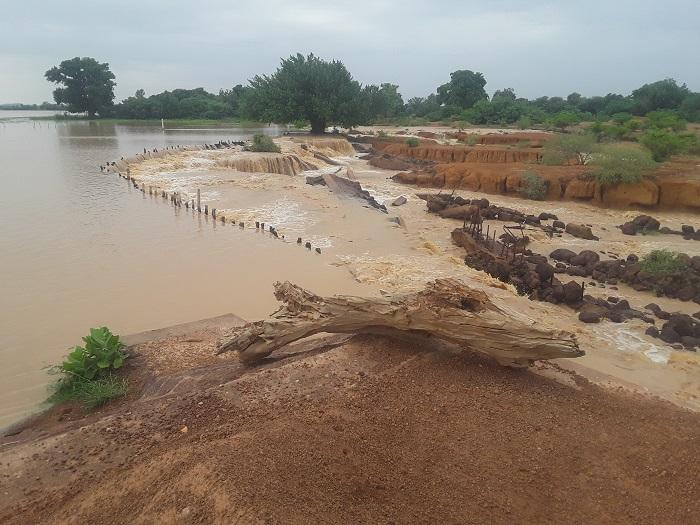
[377,130,388,138]
[406,137,420,147]
[50,327,129,409]
[519,171,547,200]
[591,144,656,184]
[61,327,128,381]
[249,133,281,153]
[639,250,689,276]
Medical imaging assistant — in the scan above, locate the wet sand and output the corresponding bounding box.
[2,326,699,524]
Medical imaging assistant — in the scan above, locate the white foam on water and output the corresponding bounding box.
[595,324,670,365]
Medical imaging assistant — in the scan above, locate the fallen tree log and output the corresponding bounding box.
[217,279,583,367]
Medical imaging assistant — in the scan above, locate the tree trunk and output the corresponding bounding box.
[310,119,326,135]
[217,279,583,367]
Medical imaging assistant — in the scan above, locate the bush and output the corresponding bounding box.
[249,134,281,153]
[542,133,598,165]
[645,110,687,131]
[406,137,420,147]
[50,327,129,408]
[60,327,128,381]
[591,144,656,185]
[639,250,689,276]
[516,115,533,129]
[519,171,547,200]
[639,128,686,161]
[377,130,388,138]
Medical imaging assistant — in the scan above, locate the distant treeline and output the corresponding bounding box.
[108,77,700,128]
[0,102,65,111]
[42,56,700,127]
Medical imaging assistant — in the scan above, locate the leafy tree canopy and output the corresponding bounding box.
[242,53,363,133]
[436,70,488,109]
[45,57,116,116]
[362,83,404,120]
[631,79,690,115]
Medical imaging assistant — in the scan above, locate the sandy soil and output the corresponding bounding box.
[2,326,699,525]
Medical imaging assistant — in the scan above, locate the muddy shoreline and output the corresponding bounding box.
[2,316,699,524]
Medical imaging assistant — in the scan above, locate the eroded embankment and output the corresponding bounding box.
[2,326,700,525]
[365,137,700,211]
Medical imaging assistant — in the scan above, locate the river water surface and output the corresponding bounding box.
[0,113,368,428]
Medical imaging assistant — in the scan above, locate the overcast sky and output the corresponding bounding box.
[1,0,698,104]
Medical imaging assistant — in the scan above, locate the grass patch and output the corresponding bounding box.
[639,249,688,276]
[406,137,420,147]
[50,375,129,409]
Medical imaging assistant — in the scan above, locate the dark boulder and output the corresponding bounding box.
[659,325,680,344]
[680,336,700,350]
[620,222,637,236]
[550,248,577,262]
[645,326,660,338]
[579,310,602,323]
[570,250,600,267]
[566,223,599,240]
[562,281,583,304]
[632,214,661,232]
[552,220,565,230]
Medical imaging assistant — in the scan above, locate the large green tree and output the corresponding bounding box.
[362,83,404,119]
[243,53,363,134]
[631,79,689,115]
[436,70,487,109]
[45,57,116,117]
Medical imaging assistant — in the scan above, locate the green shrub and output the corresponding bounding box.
[249,134,281,153]
[542,133,598,165]
[639,128,685,161]
[463,135,478,146]
[591,144,656,185]
[50,327,129,408]
[406,137,420,147]
[61,327,128,381]
[639,250,689,276]
[645,110,687,131]
[516,115,533,129]
[520,171,547,200]
[377,130,388,138]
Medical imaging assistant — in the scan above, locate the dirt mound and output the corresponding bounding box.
[2,332,698,524]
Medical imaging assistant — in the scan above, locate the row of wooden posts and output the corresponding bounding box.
[114,168,323,254]
[463,217,524,261]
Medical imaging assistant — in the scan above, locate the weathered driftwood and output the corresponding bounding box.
[217,279,583,367]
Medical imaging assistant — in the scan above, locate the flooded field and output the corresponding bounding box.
[0,115,369,427]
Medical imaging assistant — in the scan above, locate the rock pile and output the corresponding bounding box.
[644,306,700,350]
[620,215,700,240]
[550,248,700,304]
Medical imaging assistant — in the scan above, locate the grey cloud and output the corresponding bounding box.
[1,0,698,103]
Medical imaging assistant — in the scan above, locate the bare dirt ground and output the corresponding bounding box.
[2,323,699,525]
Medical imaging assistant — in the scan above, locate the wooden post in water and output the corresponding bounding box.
[204,204,209,215]
[197,189,201,212]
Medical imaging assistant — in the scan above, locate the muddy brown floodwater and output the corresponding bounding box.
[0,115,369,428]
